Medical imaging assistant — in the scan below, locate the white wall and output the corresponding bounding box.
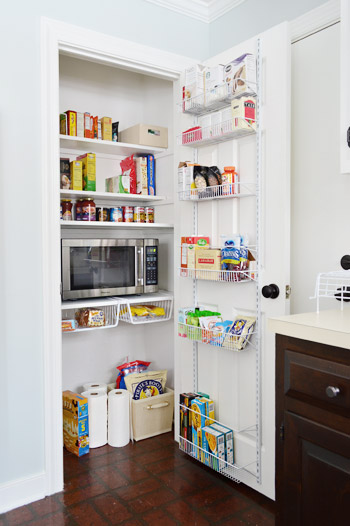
[290,22,350,314]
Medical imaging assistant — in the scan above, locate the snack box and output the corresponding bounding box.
[119,123,168,149]
[178,307,193,337]
[202,425,226,470]
[147,155,155,196]
[65,110,77,136]
[135,156,148,195]
[70,160,83,191]
[179,392,197,444]
[60,157,70,190]
[224,53,256,95]
[62,390,88,419]
[76,153,96,192]
[76,112,84,138]
[101,116,112,141]
[188,236,210,249]
[183,64,205,110]
[105,174,130,194]
[60,114,67,135]
[112,121,119,142]
[84,112,91,138]
[223,316,256,350]
[191,397,207,461]
[231,97,256,131]
[61,319,78,332]
[209,320,233,346]
[200,315,223,344]
[196,248,221,279]
[178,162,198,197]
[63,412,89,457]
[210,423,234,465]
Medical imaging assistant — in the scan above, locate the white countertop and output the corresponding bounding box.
[268,309,350,350]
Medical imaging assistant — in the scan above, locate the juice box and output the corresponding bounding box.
[101,116,112,141]
[210,423,234,465]
[65,110,77,136]
[76,153,96,191]
[203,425,226,470]
[70,160,83,191]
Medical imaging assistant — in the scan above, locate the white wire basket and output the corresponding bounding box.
[178,79,257,116]
[178,118,256,148]
[118,292,174,324]
[178,181,257,201]
[178,322,256,351]
[312,270,350,312]
[178,267,257,283]
[61,298,120,333]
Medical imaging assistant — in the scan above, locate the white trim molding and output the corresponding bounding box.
[290,0,340,43]
[145,0,247,23]
[0,473,46,514]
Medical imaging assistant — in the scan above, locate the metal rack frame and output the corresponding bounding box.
[177,39,262,486]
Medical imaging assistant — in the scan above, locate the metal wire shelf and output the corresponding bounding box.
[178,323,256,351]
[311,270,350,312]
[61,298,120,332]
[118,292,174,324]
[179,181,257,201]
[178,118,256,148]
[178,267,257,283]
[178,79,257,116]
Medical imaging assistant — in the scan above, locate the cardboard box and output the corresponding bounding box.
[224,53,256,95]
[203,425,225,469]
[119,123,168,148]
[105,175,130,194]
[101,116,112,141]
[210,423,234,465]
[196,248,221,279]
[76,153,96,191]
[183,64,205,110]
[77,112,84,137]
[84,112,91,138]
[147,155,155,196]
[135,157,148,195]
[132,388,174,441]
[178,162,198,198]
[191,397,207,461]
[70,160,83,191]
[63,413,89,457]
[60,157,71,190]
[65,110,77,136]
[60,114,67,135]
[62,390,88,418]
[231,97,256,130]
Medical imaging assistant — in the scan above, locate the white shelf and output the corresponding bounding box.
[62,297,120,333]
[61,297,121,310]
[118,291,173,324]
[178,322,256,351]
[178,118,256,148]
[60,189,166,203]
[60,134,167,156]
[60,220,173,229]
[179,182,256,201]
[178,267,257,283]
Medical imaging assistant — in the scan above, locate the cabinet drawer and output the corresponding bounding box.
[284,350,350,413]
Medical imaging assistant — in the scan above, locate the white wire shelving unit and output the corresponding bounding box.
[118,291,173,324]
[179,181,257,201]
[311,270,350,312]
[178,323,256,351]
[61,297,121,333]
[178,267,257,283]
[176,41,262,486]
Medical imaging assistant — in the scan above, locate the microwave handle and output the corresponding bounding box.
[136,246,144,286]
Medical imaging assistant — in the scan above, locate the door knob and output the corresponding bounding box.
[262,284,279,299]
[341,254,350,270]
[347,127,350,147]
[326,386,340,398]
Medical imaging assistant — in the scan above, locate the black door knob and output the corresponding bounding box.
[262,284,279,299]
[341,255,350,270]
[347,127,350,147]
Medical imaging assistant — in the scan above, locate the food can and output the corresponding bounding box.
[110,207,123,222]
[97,207,109,222]
[76,199,83,221]
[123,206,134,223]
[61,199,73,221]
[82,198,96,221]
[145,207,154,223]
[133,206,145,223]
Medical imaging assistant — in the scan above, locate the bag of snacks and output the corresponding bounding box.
[76,309,105,327]
[223,316,256,350]
[120,154,137,194]
[116,360,151,389]
[125,369,167,400]
[130,305,166,319]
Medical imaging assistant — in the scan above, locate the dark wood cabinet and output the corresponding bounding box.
[276,335,350,526]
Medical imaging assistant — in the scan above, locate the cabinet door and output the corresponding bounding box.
[283,411,350,526]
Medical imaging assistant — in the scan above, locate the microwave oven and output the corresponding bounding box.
[61,238,158,300]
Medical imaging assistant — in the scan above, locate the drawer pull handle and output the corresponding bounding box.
[146,402,169,410]
[326,386,340,398]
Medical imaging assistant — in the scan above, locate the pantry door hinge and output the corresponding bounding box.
[285,285,291,299]
[279,422,285,441]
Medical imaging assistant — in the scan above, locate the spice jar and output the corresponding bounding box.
[82,198,96,221]
[61,199,73,221]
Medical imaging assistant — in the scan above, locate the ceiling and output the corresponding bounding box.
[145,0,247,23]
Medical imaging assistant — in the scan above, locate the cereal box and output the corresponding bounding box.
[191,397,207,461]
[63,413,89,457]
[76,153,96,192]
[210,423,234,465]
[101,116,112,141]
[203,425,225,470]
[62,391,88,418]
[70,160,83,191]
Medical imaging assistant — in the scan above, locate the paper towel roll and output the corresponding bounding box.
[83,382,107,393]
[108,389,130,448]
[81,390,107,448]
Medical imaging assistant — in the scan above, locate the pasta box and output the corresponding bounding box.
[119,123,168,148]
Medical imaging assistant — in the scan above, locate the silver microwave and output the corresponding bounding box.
[61,238,158,300]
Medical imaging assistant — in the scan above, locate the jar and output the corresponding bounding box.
[76,199,83,221]
[110,207,123,222]
[82,198,96,221]
[123,206,134,223]
[222,166,237,196]
[133,206,145,223]
[97,207,109,222]
[61,199,73,221]
[145,207,154,223]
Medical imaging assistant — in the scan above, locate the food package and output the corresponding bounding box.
[147,155,155,196]
[178,162,199,197]
[60,157,70,189]
[65,110,77,136]
[76,153,96,192]
[231,96,256,130]
[191,397,215,462]
[202,425,226,469]
[196,248,222,280]
[182,126,202,145]
[105,174,130,194]
[221,246,241,282]
[223,316,256,350]
[62,319,78,332]
[120,155,137,194]
[210,423,234,465]
[116,360,151,389]
[101,116,112,141]
[70,160,83,191]
[125,370,167,400]
[60,114,67,135]
[183,64,205,109]
[203,65,225,106]
[135,157,148,195]
[62,391,89,457]
[112,121,119,142]
[224,53,256,95]
[199,315,223,344]
[76,309,105,327]
[209,320,233,346]
[77,112,84,137]
[124,304,166,319]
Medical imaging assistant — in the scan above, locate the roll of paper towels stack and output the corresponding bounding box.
[83,382,107,394]
[108,389,131,447]
[81,390,107,448]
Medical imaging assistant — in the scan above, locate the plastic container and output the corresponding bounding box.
[131,387,174,441]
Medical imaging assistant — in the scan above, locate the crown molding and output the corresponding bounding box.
[145,0,247,23]
[290,0,340,43]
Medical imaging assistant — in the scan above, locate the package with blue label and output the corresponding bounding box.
[210,422,234,465]
[209,320,233,346]
[124,369,167,399]
[202,425,226,470]
[223,316,256,350]
[221,246,241,281]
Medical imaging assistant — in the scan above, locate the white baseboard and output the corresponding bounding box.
[0,473,46,514]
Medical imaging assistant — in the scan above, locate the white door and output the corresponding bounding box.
[174,22,290,500]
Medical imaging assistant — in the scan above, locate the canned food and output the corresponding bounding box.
[133,206,145,223]
[82,198,96,221]
[97,207,109,222]
[123,206,134,223]
[145,207,154,223]
[110,207,123,222]
[76,199,83,221]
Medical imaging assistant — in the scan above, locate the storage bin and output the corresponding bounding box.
[119,123,168,148]
[132,388,174,441]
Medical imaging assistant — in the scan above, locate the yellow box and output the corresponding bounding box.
[70,160,83,191]
[76,153,96,191]
[101,117,112,141]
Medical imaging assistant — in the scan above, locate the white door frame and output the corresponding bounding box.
[40,16,196,496]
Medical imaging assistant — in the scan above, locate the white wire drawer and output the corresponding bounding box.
[61,298,120,333]
[311,270,350,312]
[178,181,257,201]
[118,292,174,324]
[177,118,256,148]
[178,267,257,283]
[178,322,256,351]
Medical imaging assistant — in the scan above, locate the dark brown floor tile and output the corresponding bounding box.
[58,480,107,507]
[143,508,178,526]
[158,470,198,496]
[115,477,161,501]
[27,510,76,525]
[119,521,143,526]
[186,484,232,508]
[93,494,132,524]
[130,445,175,466]
[145,453,187,475]
[239,507,275,525]
[94,465,129,489]
[166,500,210,526]
[30,495,62,517]
[63,452,89,477]
[117,458,150,482]
[128,487,177,514]
[196,494,250,522]
[176,463,219,490]
[2,504,35,525]
[68,501,108,525]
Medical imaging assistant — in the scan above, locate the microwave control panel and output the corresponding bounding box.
[145,246,158,285]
